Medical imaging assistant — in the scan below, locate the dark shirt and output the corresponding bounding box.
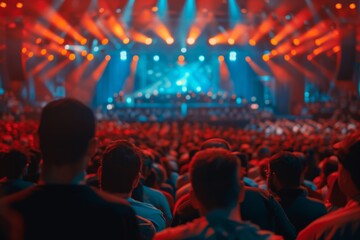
[173,187,296,240]
[0,179,35,197]
[277,188,327,233]
[3,185,140,240]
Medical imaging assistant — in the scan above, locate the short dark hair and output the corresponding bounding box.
[190,148,241,211]
[335,131,360,190]
[200,138,231,151]
[269,152,302,188]
[1,149,28,179]
[38,98,95,165]
[101,140,142,194]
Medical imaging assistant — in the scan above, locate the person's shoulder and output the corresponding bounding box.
[154,217,206,240]
[130,198,163,214]
[2,185,37,206]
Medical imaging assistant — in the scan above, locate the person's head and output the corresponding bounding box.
[200,138,231,151]
[334,131,360,198]
[1,149,29,179]
[267,152,302,193]
[101,140,142,195]
[190,148,243,214]
[38,98,97,168]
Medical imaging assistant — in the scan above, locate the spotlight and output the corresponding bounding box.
[123,38,130,44]
[81,50,87,57]
[228,38,235,45]
[199,55,205,62]
[102,38,109,45]
[153,55,160,62]
[218,55,224,61]
[35,38,42,44]
[284,55,290,61]
[16,2,23,9]
[229,51,237,61]
[48,55,54,61]
[209,38,217,46]
[0,2,7,8]
[133,55,139,61]
[81,39,87,45]
[120,51,127,61]
[262,54,270,62]
[40,49,47,55]
[87,54,94,61]
[145,38,152,45]
[21,47,27,54]
[335,3,342,9]
[271,50,278,56]
[28,52,34,58]
[61,49,67,55]
[249,39,256,46]
[293,39,300,46]
[181,47,187,53]
[178,55,185,62]
[187,38,195,45]
[270,38,278,46]
[105,55,111,61]
[93,46,99,52]
[69,53,76,61]
[291,50,297,56]
[152,6,158,12]
[349,3,356,9]
[245,56,251,62]
[99,8,105,13]
[166,38,174,45]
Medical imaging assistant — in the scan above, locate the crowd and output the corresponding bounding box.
[0,98,359,239]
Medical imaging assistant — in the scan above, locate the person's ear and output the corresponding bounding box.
[190,188,200,210]
[132,172,141,190]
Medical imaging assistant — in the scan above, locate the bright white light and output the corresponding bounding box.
[185,95,191,100]
[196,86,202,92]
[251,96,257,102]
[182,86,187,92]
[250,103,259,110]
[120,51,127,61]
[229,51,237,61]
[126,97,132,104]
[199,55,205,62]
[93,46,99,52]
[64,45,70,50]
[106,104,114,110]
[153,55,160,61]
[181,48,187,53]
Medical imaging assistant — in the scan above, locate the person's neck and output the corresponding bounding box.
[40,164,86,185]
[112,192,131,199]
[203,204,242,222]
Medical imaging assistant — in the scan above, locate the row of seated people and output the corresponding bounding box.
[0,98,359,239]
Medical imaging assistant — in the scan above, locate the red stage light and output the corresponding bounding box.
[40,49,47,55]
[16,2,23,9]
[105,55,111,61]
[335,3,342,9]
[87,54,94,61]
[349,3,356,9]
[249,39,256,46]
[0,2,7,8]
[293,39,300,46]
[48,55,54,61]
[262,54,270,62]
[102,38,109,45]
[69,53,76,61]
[245,56,251,62]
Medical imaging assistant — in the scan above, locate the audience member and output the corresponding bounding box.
[298,131,360,239]
[268,152,327,233]
[2,98,140,239]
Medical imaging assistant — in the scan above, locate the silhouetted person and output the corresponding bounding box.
[156,148,281,239]
[298,132,360,239]
[2,98,140,240]
[267,152,326,233]
[0,149,35,197]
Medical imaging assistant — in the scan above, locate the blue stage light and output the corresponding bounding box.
[229,51,237,61]
[107,97,113,103]
[181,47,187,53]
[153,55,160,61]
[199,55,205,62]
[126,97,132,104]
[120,51,127,61]
[196,86,202,92]
[236,98,242,104]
